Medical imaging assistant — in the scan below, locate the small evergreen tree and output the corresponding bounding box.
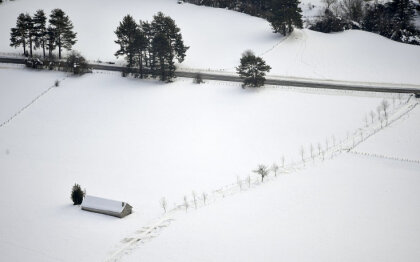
[33,10,48,58]
[268,0,303,35]
[236,50,271,88]
[194,73,204,84]
[10,13,29,55]
[49,9,77,59]
[71,183,85,205]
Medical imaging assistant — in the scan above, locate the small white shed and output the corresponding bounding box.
[81,195,132,218]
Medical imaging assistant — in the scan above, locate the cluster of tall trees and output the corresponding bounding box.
[184,0,303,35]
[114,12,189,82]
[310,0,419,45]
[10,9,77,59]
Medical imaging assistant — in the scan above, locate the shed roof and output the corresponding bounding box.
[81,195,129,213]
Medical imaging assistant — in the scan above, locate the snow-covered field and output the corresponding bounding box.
[1,1,420,261]
[123,153,420,262]
[0,0,420,85]
[355,104,420,161]
[0,66,400,261]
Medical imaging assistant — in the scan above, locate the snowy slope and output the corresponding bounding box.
[0,0,419,85]
[354,103,420,161]
[0,67,388,261]
[0,64,65,124]
[122,154,420,262]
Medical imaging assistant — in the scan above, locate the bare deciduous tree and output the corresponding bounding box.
[202,192,207,205]
[317,143,322,155]
[192,191,197,209]
[322,0,337,9]
[370,111,375,123]
[183,196,189,212]
[377,106,382,120]
[310,144,314,159]
[247,175,251,188]
[160,197,167,213]
[271,163,279,177]
[381,100,390,121]
[281,156,285,168]
[237,176,243,190]
[300,146,305,162]
[340,0,364,23]
[253,164,269,182]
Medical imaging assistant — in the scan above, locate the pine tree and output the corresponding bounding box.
[268,0,303,35]
[236,50,271,88]
[24,14,35,57]
[33,10,48,58]
[46,26,56,59]
[133,26,148,78]
[363,3,393,37]
[389,0,415,31]
[150,12,189,81]
[152,32,172,81]
[114,15,138,68]
[49,9,77,59]
[151,12,189,64]
[141,21,154,68]
[10,13,28,55]
[71,183,85,205]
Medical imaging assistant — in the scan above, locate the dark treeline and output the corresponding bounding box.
[309,0,419,45]
[10,8,77,59]
[184,0,303,35]
[184,0,419,45]
[114,12,189,82]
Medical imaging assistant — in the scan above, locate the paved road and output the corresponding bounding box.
[1,56,419,95]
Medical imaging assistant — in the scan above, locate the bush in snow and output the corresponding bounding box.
[193,73,204,84]
[65,51,91,75]
[71,183,85,205]
[310,8,357,33]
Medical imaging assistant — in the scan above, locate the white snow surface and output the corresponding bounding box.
[122,153,420,262]
[0,67,391,261]
[355,103,420,161]
[81,195,127,213]
[0,0,419,85]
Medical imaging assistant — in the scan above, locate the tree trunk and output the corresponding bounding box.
[42,42,45,58]
[23,39,26,56]
[160,56,165,81]
[29,39,33,58]
[139,53,143,79]
[58,37,62,59]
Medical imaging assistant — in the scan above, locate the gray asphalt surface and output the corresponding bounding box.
[1,56,419,95]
